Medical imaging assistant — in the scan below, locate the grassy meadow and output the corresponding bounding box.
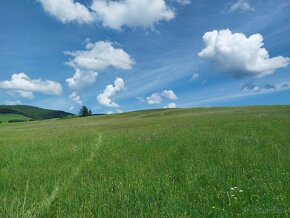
[0,114,30,123]
[0,106,289,217]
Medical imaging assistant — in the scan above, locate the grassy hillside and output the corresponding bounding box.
[0,105,73,120]
[0,114,31,123]
[0,106,289,217]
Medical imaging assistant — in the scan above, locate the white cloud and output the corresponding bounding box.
[38,0,95,24]
[38,0,175,30]
[65,41,133,107]
[198,29,290,78]
[228,0,254,13]
[161,89,178,100]
[106,109,122,114]
[91,0,175,30]
[97,77,125,108]
[175,0,191,6]
[66,69,98,91]
[9,90,34,99]
[146,93,162,104]
[65,41,134,72]
[0,73,62,99]
[65,41,134,91]
[70,91,82,105]
[146,89,177,104]
[164,102,177,108]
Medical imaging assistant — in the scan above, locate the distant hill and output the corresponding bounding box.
[0,105,73,120]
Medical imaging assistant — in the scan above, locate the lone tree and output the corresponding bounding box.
[79,105,92,117]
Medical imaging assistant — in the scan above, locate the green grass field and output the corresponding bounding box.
[0,114,30,123]
[0,106,289,217]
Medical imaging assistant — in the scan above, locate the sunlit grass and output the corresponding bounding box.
[0,106,289,217]
[0,114,30,123]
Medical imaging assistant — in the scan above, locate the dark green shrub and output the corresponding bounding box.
[8,119,26,123]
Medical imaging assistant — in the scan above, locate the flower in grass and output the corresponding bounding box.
[212,206,216,209]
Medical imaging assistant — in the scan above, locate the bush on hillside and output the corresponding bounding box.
[8,119,26,123]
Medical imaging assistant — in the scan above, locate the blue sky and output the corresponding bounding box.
[0,0,289,114]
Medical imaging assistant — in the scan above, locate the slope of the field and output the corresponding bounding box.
[0,113,31,123]
[0,106,289,217]
[0,105,73,120]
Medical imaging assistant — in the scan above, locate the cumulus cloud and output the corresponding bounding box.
[164,102,177,108]
[146,93,162,104]
[146,89,177,104]
[8,90,34,99]
[0,73,62,99]
[70,91,82,105]
[38,0,95,24]
[38,0,175,29]
[228,0,254,12]
[97,78,125,108]
[91,0,175,30]
[161,89,178,100]
[65,41,134,91]
[198,29,290,78]
[66,69,98,91]
[65,41,134,72]
[65,41,133,108]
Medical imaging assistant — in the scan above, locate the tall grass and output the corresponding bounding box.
[0,106,289,217]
